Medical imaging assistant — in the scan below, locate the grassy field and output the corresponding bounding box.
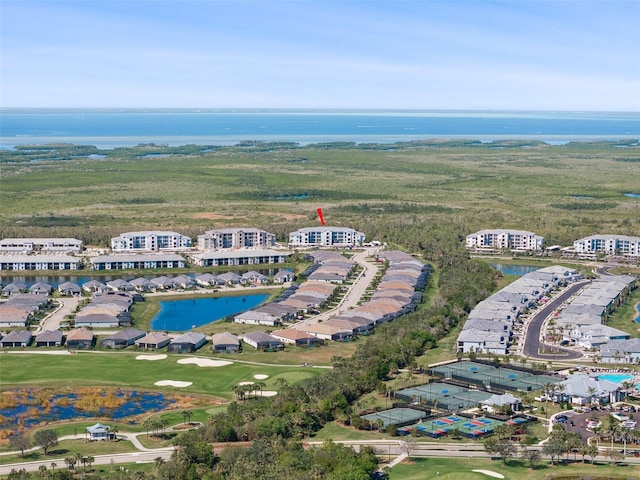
[0,352,323,399]
[386,457,640,480]
[1,142,639,248]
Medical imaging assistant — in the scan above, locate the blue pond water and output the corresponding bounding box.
[624,193,640,198]
[0,391,170,429]
[488,263,540,277]
[151,293,269,331]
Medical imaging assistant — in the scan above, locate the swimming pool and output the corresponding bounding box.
[597,373,634,384]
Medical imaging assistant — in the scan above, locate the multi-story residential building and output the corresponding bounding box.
[573,235,640,257]
[111,231,191,252]
[0,237,82,254]
[288,226,365,248]
[90,254,186,270]
[190,249,290,267]
[197,228,276,251]
[465,229,544,251]
[0,254,82,271]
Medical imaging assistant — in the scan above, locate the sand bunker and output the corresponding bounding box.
[177,358,232,367]
[253,390,277,397]
[154,380,193,388]
[253,374,269,380]
[238,381,254,385]
[472,470,505,479]
[136,354,167,361]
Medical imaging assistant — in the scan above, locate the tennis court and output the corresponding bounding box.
[398,414,506,439]
[361,407,428,428]
[395,382,493,411]
[429,361,559,392]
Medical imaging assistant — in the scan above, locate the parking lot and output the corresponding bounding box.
[558,406,640,444]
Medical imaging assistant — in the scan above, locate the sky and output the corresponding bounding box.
[1,0,639,110]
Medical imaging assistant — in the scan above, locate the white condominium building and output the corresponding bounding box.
[465,229,544,251]
[0,237,83,254]
[111,231,191,252]
[197,228,276,251]
[573,235,640,257]
[289,226,365,247]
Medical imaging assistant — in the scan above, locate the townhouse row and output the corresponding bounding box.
[456,265,584,355]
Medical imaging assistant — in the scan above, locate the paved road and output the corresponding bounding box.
[522,280,589,360]
[38,297,81,332]
[292,247,380,329]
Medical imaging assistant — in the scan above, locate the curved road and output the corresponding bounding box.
[522,280,589,360]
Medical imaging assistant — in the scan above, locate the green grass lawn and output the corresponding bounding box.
[0,438,136,465]
[607,289,640,339]
[387,457,640,480]
[0,352,323,399]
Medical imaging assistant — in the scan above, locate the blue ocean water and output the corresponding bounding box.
[1,109,639,149]
[151,293,269,331]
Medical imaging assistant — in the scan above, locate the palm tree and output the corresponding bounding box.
[38,465,47,478]
[50,462,57,476]
[64,456,76,473]
[75,452,86,479]
[181,410,192,425]
[85,455,95,472]
[587,386,597,406]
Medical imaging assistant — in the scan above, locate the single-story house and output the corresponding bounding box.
[2,282,27,296]
[172,274,195,289]
[106,279,135,292]
[195,273,220,287]
[35,330,64,347]
[135,332,171,350]
[101,328,146,349]
[217,272,244,285]
[242,271,269,284]
[58,281,81,296]
[74,313,123,328]
[480,393,522,412]
[270,329,323,347]
[150,276,176,290]
[211,332,241,353]
[167,332,207,353]
[0,330,33,348]
[273,270,294,283]
[129,277,154,292]
[82,280,107,293]
[86,423,111,441]
[241,331,284,351]
[0,306,30,327]
[66,327,95,349]
[29,282,53,295]
[233,310,281,326]
[297,323,353,341]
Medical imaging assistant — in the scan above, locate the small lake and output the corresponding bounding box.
[151,293,270,331]
[624,193,640,198]
[0,390,170,429]
[488,263,540,276]
[0,268,287,288]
